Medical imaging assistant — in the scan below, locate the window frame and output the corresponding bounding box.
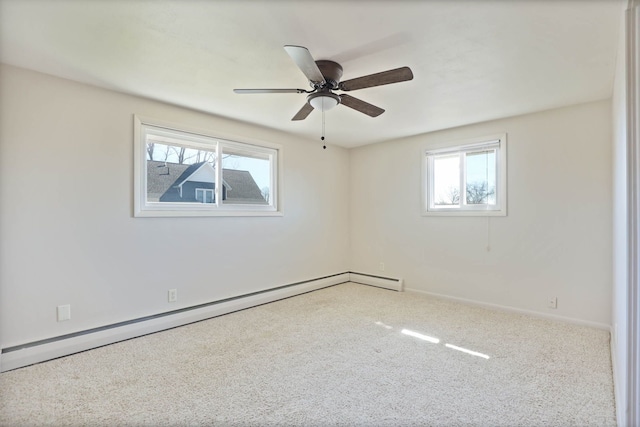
[134,115,282,217]
[422,133,507,216]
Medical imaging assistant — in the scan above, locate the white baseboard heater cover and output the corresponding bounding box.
[1,273,350,372]
[349,272,404,292]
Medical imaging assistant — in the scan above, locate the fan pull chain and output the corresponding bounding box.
[321,100,327,149]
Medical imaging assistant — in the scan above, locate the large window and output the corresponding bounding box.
[134,116,281,217]
[423,134,507,216]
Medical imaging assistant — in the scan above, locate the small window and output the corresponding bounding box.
[134,116,281,217]
[423,134,507,216]
[195,188,215,203]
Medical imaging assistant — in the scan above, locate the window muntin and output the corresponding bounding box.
[134,116,281,217]
[424,135,506,216]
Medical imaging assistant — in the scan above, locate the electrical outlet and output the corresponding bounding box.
[57,304,71,322]
[548,297,557,309]
[168,289,178,303]
[379,262,385,271]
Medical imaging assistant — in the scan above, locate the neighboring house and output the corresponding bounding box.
[146,160,266,204]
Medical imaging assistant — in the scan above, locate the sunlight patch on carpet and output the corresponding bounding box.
[401,328,440,344]
[445,343,490,359]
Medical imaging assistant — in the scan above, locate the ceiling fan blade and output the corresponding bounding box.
[234,88,306,94]
[284,45,326,84]
[339,94,385,117]
[339,66,413,91]
[291,103,314,121]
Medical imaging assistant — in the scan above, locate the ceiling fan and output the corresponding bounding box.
[234,45,414,121]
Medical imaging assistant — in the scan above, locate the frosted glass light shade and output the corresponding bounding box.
[309,95,339,111]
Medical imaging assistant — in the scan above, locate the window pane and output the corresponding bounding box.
[137,119,281,217]
[433,154,460,206]
[146,142,217,204]
[221,150,271,205]
[465,150,496,205]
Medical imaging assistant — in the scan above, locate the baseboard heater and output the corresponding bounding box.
[1,272,353,372]
[348,272,404,292]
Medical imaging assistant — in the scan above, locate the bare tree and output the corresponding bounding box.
[436,183,495,205]
[436,187,460,205]
[146,143,155,160]
[195,150,216,163]
[203,151,217,164]
[466,182,495,204]
[146,143,171,161]
[171,146,196,164]
[147,143,230,166]
[161,145,171,161]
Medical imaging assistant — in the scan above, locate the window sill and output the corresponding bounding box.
[421,209,507,217]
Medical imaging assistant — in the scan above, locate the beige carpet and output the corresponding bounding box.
[0,283,615,426]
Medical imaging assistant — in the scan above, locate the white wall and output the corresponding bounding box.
[0,64,350,349]
[350,101,613,327]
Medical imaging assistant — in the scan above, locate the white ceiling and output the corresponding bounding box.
[0,0,624,148]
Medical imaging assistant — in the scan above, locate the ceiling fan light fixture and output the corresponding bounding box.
[234,45,413,121]
[308,92,340,112]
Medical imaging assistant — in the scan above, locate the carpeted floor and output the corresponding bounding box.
[0,283,616,426]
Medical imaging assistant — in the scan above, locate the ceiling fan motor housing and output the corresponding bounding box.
[315,60,343,89]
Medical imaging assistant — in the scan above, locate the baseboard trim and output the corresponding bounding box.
[348,272,404,291]
[0,273,350,372]
[406,287,611,330]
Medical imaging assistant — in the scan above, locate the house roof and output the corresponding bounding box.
[173,162,212,187]
[223,169,266,203]
[146,161,190,200]
[146,160,266,204]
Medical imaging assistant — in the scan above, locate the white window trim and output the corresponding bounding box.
[422,133,507,217]
[133,115,283,217]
